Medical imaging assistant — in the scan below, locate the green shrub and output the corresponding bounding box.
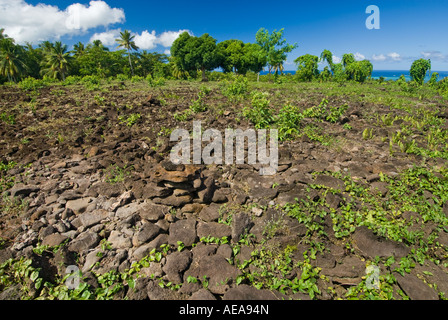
[131,75,144,83]
[410,58,431,85]
[221,75,248,104]
[243,91,273,129]
[302,99,347,123]
[18,77,46,92]
[81,75,101,90]
[62,75,81,86]
[146,74,165,87]
[276,104,303,140]
[116,74,129,82]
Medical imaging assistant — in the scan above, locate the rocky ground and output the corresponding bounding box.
[1,79,448,300]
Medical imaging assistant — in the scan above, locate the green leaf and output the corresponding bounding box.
[30,270,39,282]
[127,277,135,289]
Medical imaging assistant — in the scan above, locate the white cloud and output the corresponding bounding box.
[157,30,190,47]
[333,55,341,64]
[90,29,121,46]
[371,52,402,63]
[91,29,191,50]
[421,51,446,61]
[134,30,158,50]
[0,0,125,44]
[372,54,386,62]
[387,52,401,61]
[354,52,365,61]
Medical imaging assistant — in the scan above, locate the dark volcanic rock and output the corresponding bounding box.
[168,219,197,247]
[353,226,410,259]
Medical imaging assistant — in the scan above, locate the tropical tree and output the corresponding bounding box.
[320,49,334,72]
[344,59,373,83]
[331,63,346,82]
[410,58,431,85]
[39,41,55,54]
[23,42,42,79]
[76,43,125,77]
[0,28,10,40]
[40,41,74,80]
[342,53,355,68]
[255,28,297,75]
[73,42,86,57]
[0,38,26,82]
[217,40,267,75]
[116,30,139,76]
[171,32,220,81]
[320,66,332,82]
[170,59,190,79]
[134,51,168,77]
[294,54,319,81]
[92,40,109,51]
[217,39,245,73]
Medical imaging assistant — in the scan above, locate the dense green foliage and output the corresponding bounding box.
[410,58,431,85]
[0,27,443,87]
[255,28,297,75]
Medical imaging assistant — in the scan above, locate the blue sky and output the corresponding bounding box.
[2,0,448,70]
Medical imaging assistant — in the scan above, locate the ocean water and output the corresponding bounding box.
[260,70,448,82]
[370,70,448,82]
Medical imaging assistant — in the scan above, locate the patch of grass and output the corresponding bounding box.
[103,164,133,184]
[118,113,141,127]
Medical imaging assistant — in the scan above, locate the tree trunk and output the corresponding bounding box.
[128,50,134,76]
[257,72,260,82]
[201,66,207,82]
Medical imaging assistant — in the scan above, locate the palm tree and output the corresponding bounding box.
[272,61,284,75]
[116,30,139,76]
[41,41,73,81]
[91,40,109,51]
[39,41,55,54]
[0,39,26,82]
[73,42,85,57]
[0,28,9,40]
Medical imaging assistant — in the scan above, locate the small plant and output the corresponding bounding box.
[189,96,207,113]
[94,95,106,106]
[173,109,192,122]
[0,112,16,125]
[362,128,374,140]
[103,164,133,184]
[189,86,211,113]
[380,113,397,126]
[275,104,303,141]
[302,99,347,123]
[327,104,348,123]
[243,91,273,129]
[221,75,248,104]
[118,113,141,127]
[147,74,165,87]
